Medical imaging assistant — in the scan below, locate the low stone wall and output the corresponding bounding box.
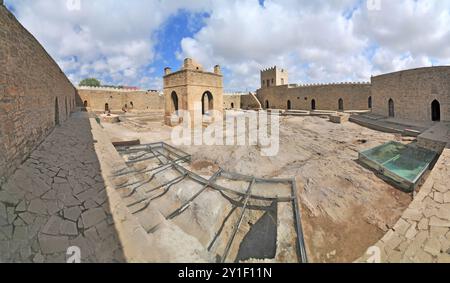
[223,94,241,109]
[257,82,372,111]
[76,87,165,112]
[0,5,76,185]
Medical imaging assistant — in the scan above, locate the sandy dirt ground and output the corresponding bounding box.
[101,111,412,263]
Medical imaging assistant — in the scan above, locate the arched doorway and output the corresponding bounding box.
[265,100,270,109]
[105,103,109,112]
[202,91,213,115]
[431,100,441,121]
[231,103,234,109]
[368,96,372,109]
[171,92,179,114]
[130,101,134,109]
[338,98,344,111]
[388,99,395,118]
[311,99,316,110]
[55,97,60,126]
[83,100,88,107]
[287,100,292,110]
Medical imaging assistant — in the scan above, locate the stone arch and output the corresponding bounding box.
[368,96,372,109]
[388,99,395,118]
[311,99,316,110]
[202,91,213,115]
[338,98,344,111]
[55,97,60,126]
[431,99,441,121]
[171,91,179,114]
[287,100,292,110]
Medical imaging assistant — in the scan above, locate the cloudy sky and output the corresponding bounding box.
[5,0,450,91]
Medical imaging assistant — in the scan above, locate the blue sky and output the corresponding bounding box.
[5,0,450,91]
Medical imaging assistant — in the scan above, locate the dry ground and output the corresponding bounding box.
[102,111,412,263]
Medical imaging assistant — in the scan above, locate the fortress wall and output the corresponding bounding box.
[371,66,450,122]
[77,88,165,112]
[256,83,372,111]
[223,94,242,109]
[0,5,76,185]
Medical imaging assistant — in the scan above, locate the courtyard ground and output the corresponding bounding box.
[102,111,412,263]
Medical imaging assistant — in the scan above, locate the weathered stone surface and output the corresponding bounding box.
[430,216,450,228]
[424,237,441,256]
[81,208,107,229]
[63,206,82,222]
[38,234,69,255]
[403,209,423,222]
[59,221,78,236]
[28,199,47,215]
[418,218,429,230]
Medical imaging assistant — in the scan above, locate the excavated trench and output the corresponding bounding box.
[110,142,307,263]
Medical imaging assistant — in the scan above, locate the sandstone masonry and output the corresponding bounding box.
[0,5,76,185]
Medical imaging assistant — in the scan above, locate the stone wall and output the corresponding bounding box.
[371,67,450,122]
[163,58,223,125]
[0,5,76,185]
[256,82,372,111]
[76,87,164,112]
[240,93,262,109]
[223,94,242,109]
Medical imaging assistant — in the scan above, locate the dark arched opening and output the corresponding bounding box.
[231,102,234,109]
[338,98,344,111]
[83,100,88,107]
[368,96,372,109]
[431,100,441,121]
[202,91,213,115]
[265,100,270,109]
[171,91,179,114]
[105,103,109,112]
[287,100,292,110]
[55,97,60,126]
[388,99,395,118]
[311,99,316,110]
[130,101,134,108]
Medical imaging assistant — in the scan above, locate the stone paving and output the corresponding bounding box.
[358,145,450,263]
[0,113,125,263]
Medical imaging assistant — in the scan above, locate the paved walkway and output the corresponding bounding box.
[358,146,450,263]
[0,113,125,263]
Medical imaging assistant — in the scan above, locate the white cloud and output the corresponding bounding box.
[180,0,450,91]
[6,0,450,91]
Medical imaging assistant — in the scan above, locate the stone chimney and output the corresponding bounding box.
[214,65,221,75]
[164,67,172,75]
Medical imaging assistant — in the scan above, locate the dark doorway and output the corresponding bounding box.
[431,100,441,121]
[368,96,372,109]
[83,100,88,107]
[388,99,395,118]
[171,91,178,114]
[130,101,134,108]
[311,99,316,110]
[105,103,109,112]
[202,91,213,115]
[55,97,60,126]
[265,100,270,109]
[231,102,234,109]
[338,98,344,111]
[287,100,292,110]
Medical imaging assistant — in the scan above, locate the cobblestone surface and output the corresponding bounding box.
[358,146,450,263]
[0,114,125,263]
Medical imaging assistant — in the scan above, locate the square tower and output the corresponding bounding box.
[260,66,288,88]
[163,58,223,126]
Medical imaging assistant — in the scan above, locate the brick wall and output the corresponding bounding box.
[0,5,76,185]
[371,67,450,122]
[76,88,164,112]
[256,83,372,111]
